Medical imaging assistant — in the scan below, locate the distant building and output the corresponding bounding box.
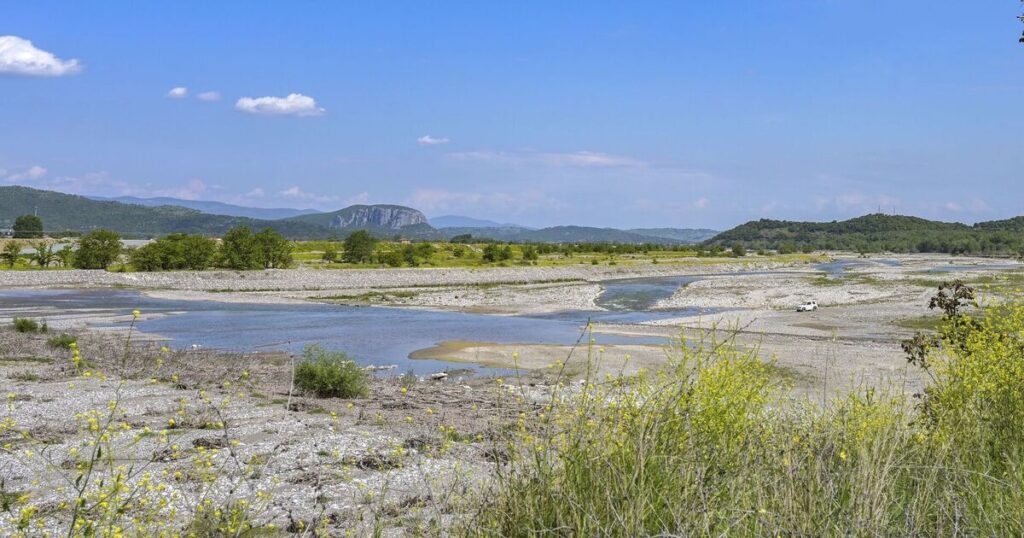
[0,229,13,238]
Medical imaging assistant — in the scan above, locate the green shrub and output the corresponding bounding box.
[47,333,76,349]
[467,294,1024,536]
[13,318,46,333]
[380,250,403,268]
[294,345,369,399]
[73,229,123,269]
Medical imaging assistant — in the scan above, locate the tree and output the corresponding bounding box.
[730,243,746,257]
[399,244,415,266]
[178,235,217,270]
[322,243,339,263]
[55,245,75,268]
[128,234,217,272]
[73,230,122,269]
[13,215,43,239]
[777,242,798,255]
[1,242,21,268]
[31,241,56,267]
[342,230,377,264]
[129,243,164,272]
[482,243,501,263]
[254,228,293,269]
[521,245,539,261]
[219,227,260,270]
[380,250,403,267]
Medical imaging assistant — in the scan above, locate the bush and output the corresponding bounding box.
[380,250,403,268]
[467,290,1024,536]
[253,228,293,268]
[322,244,339,263]
[131,234,217,271]
[73,229,123,269]
[1,241,21,268]
[47,333,76,349]
[219,226,261,269]
[342,230,377,264]
[777,241,798,254]
[294,345,369,399]
[13,317,46,333]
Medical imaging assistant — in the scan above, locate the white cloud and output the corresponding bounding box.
[166,86,188,99]
[406,188,563,214]
[279,186,339,204]
[6,165,47,182]
[343,192,370,205]
[693,197,710,210]
[0,36,81,76]
[197,91,221,102]
[157,178,207,200]
[417,135,450,146]
[235,93,325,117]
[814,193,902,214]
[41,171,130,195]
[448,150,644,168]
[245,188,265,198]
[944,199,989,213]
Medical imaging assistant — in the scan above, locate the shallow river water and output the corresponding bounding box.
[2,259,986,373]
[0,287,691,375]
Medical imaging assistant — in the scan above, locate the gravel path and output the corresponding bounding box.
[0,260,806,294]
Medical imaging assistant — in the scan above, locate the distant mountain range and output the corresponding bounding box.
[8,186,1024,254]
[438,225,705,244]
[2,186,328,238]
[0,186,715,244]
[90,195,320,220]
[429,215,531,229]
[627,228,720,244]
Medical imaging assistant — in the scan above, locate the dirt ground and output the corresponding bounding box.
[0,329,540,535]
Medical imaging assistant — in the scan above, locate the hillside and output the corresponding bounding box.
[440,225,687,244]
[284,205,436,237]
[0,186,329,238]
[974,216,1024,232]
[709,214,1024,255]
[430,215,527,229]
[627,228,719,244]
[92,195,319,220]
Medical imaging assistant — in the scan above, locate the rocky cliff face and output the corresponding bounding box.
[329,205,429,229]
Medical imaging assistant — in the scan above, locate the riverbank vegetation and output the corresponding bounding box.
[2,230,826,273]
[3,285,1024,535]
[466,285,1024,536]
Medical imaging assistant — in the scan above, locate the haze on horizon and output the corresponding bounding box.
[1,2,1022,230]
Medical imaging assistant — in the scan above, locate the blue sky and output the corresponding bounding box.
[2,1,1022,229]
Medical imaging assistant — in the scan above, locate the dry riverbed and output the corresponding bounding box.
[0,330,544,535]
[2,254,1022,533]
[2,254,1021,400]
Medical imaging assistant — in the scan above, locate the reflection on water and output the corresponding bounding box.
[815,259,866,277]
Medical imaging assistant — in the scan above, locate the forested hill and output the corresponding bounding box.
[708,214,1024,255]
[0,186,329,238]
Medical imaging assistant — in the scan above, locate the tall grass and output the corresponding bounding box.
[466,293,1024,536]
